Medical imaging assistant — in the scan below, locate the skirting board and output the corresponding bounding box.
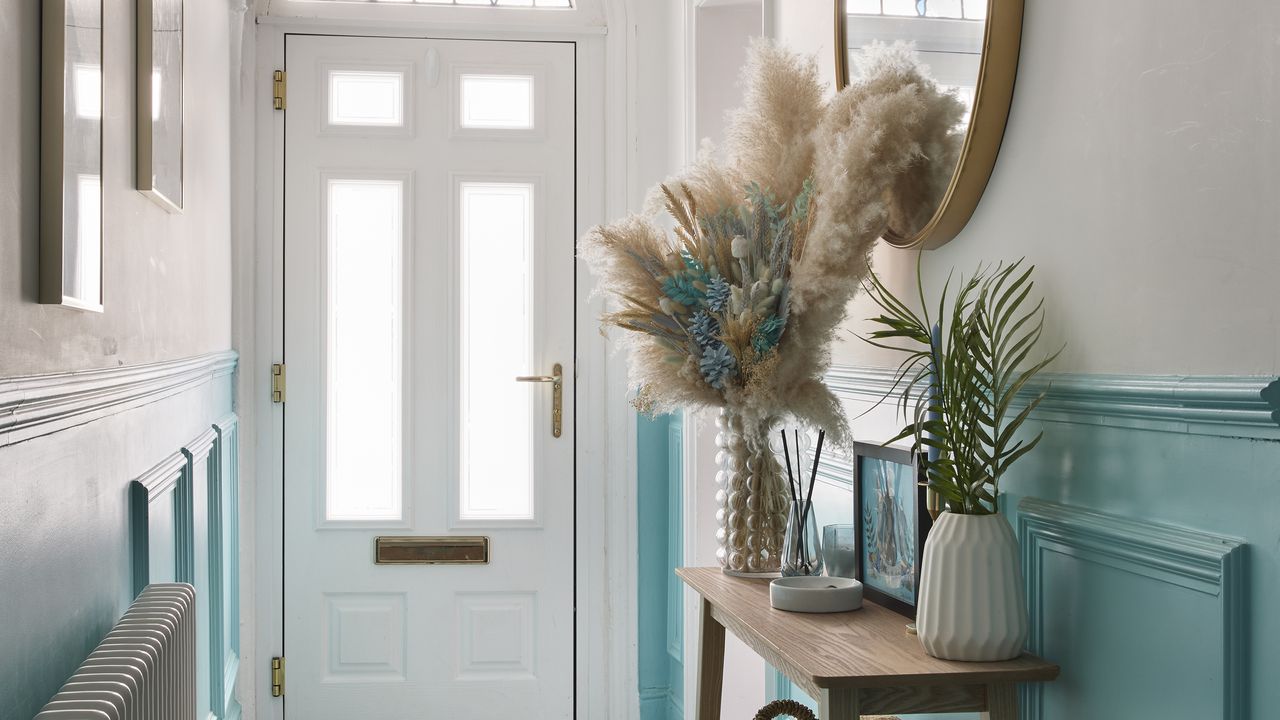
[0,351,238,447]
[1018,498,1246,720]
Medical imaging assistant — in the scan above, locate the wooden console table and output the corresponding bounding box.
[678,567,1059,719]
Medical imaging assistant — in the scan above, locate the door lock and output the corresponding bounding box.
[515,363,562,438]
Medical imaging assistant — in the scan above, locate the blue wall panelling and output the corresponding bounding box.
[130,417,241,720]
[767,367,1273,719]
[638,413,684,720]
[213,415,242,720]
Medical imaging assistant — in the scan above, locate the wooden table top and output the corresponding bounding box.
[678,567,1059,690]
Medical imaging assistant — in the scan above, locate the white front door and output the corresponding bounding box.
[282,34,576,719]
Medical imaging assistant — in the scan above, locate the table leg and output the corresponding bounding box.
[696,597,725,720]
[817,688,861,719]
[983,683,1018,720]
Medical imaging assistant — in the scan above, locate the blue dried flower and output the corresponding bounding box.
[705,277,731,312]
[682,252,710,283]
[662,274,705,307]
[752,314,786,356]
[699,342,737,390]
[689,310,720,348]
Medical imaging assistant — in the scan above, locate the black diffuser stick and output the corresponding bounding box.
[781,430,796,503]
[781,430,804,544]
[793,429,804,533]
[803,429,826,522]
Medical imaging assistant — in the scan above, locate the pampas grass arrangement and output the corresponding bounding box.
[581,40,963,573]
[581,40,964,444]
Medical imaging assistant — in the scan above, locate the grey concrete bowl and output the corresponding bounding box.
[769,576,864,613]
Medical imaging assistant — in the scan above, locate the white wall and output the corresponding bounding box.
[836,0,1280,377]
[0,0,234,376]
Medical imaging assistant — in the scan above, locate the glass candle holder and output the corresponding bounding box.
[822,524,856,579]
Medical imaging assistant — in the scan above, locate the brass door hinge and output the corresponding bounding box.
[271,363,286,404]
[271,656,285,697]
[273,70,287,110]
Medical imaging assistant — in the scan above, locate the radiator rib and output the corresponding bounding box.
[36,583,197,720]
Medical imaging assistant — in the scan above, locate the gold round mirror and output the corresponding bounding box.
[771,0,1024,249]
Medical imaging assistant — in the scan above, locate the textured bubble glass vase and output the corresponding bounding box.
[714,408,789,575]
[916,512,1028,661]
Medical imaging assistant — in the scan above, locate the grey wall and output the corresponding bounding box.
[836,0,1280,376]
[0,0,233,376]
[0,1,237,718]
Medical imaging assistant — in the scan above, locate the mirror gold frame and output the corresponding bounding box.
[835,0,1024,249]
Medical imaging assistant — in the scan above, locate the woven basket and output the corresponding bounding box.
[752,699,899,720]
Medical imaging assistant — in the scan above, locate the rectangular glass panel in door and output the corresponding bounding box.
[326,178,403,522]
[329,71,404,126]
[459,74,534,129]
[459,182,535,521]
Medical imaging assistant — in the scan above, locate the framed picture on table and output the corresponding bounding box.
[852,441,932,619]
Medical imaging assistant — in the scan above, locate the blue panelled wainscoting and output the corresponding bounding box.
[0,352,240,720]
[638,413,685,720]
[767,364,1277,720]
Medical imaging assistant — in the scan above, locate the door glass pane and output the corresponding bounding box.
[326,179,403,521]
[460,182,534,521]
[882,0,917,16]
[460,75,534,129]
[329,71,404,127]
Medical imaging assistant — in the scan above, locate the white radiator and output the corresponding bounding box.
[35,583,197,720]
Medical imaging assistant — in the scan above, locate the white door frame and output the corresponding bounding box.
[243,5,640,718]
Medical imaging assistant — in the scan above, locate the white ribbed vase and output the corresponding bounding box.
[916,512,1028,661]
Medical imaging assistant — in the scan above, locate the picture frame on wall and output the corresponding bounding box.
[137,0,184,212]
[40,0,105,311]
[852,441,933,619]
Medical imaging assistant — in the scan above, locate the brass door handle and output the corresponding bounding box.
[515,363,562,438]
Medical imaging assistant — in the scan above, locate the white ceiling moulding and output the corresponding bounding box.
[0,351,238,447]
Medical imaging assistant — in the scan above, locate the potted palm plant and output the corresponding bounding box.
[863,257,1060,661]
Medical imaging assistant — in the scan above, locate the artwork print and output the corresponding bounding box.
[859,455,918,603]
[853,442,930,617]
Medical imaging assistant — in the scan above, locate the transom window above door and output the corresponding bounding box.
[304,0,572,7]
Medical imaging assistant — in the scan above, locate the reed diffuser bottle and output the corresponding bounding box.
[779,429,826,577]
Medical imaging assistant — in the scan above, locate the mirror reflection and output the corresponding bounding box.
[842,0,983,124]
[773,0,1021,248]
[63,0,103,308]
[842,0,985,240]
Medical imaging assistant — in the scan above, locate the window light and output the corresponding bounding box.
[306,0,572,7]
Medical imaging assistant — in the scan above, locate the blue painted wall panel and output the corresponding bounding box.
[1004,420,1275,718]
[769,370,1276,718]
[639,413,683,720]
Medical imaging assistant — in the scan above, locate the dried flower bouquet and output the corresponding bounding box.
[581,40,964,572]
[582,40,964,441]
